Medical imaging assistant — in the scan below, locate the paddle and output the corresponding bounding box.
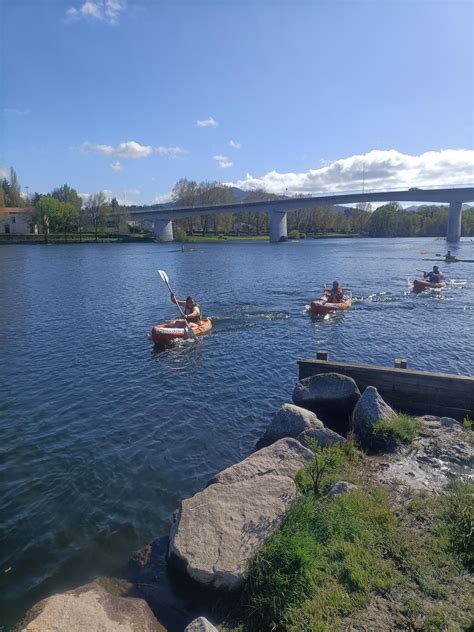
[158,269,197,339]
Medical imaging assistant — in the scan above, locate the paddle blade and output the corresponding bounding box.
[158,269,169,285]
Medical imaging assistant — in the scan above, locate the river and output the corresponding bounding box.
[1,237,473,629]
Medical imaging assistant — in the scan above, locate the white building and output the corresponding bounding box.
[0,208,36,234]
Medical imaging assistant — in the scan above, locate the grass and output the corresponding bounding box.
[233,443,474,632]
[370,413,423,450]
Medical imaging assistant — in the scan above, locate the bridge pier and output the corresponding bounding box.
[269,211,288,243]
[446,201,462,243]
[154,218,173,242]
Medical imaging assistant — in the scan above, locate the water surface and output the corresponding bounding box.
[1,238,473,629]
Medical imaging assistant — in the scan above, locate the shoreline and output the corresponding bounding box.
[12,360,473,632]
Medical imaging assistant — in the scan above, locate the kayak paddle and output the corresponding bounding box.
[158,269,197,339]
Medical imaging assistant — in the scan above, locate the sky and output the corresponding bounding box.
[1,0,473,205]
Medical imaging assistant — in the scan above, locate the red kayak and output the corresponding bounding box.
[310,295,352,315]
[413,279,446,293]
[151,318,212,344]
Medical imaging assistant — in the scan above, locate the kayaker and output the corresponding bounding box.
[424,266,444,284]
[444,250,457,263]
[171,293,202,323]
[325,281,344,303]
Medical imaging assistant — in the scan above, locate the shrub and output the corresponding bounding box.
[288,229,300,240]
[371,413,422,450]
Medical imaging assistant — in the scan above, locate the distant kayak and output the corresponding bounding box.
[310,295,352,315]
[413,279,446,293]
[151,318,212,344]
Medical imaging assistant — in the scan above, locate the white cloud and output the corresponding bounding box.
[155,146,188,157]
[3,107,30,116]
[66,0,125,24]
[111,161,122,172]
[196,116,219,128]
[152,192,173,204]
[81,140,187,160]
[227,149,474,195]
[229,139,241,149]
[213,155,233,169]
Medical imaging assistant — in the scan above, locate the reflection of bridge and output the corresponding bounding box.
[130,186,474,243]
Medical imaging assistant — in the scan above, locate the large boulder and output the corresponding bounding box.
[185,618,218,631]
[256,403,323,448]
[292,373,360,433]
[297,425,345,448]
[169,438,313,590]
[352,386,395,445]
[16,578,165,632]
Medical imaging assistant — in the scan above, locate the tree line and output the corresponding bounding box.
[2,169,473,239]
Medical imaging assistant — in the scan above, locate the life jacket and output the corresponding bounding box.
[328,288,344,303]
[184,303,202,322]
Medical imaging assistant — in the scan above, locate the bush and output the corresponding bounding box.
[371,413,422,450]
[288,229,300,240]
[174,228,188,242]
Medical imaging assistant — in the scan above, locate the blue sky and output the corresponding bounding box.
[1,0,473,204]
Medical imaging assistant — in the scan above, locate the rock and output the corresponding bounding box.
[207,437,314,487]
[185,617,218,631]
[292,372,360,433]
[297,426,345,448]
[256,403,323,449]
[353,386,395,444]
[326,481,358,499]
[169,438,313,590]
[439,417,462,429]
[16,578,166,632]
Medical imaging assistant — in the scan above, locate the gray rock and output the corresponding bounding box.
[325,481,358,499]
[208,437,314,486]
[439,417,462,429]
[353,386,395,444]
[185,617,218,631]
[256,403,323,449]
[16,578,165,632]
[297,425,345,448]
[170,438,313,590]
[292,372,360,432]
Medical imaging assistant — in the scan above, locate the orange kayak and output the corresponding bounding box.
[151,318,212,344]
[310,296,352,315]
[413,279,446,293]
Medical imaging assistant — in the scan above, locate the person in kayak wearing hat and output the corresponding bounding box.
[424,266,444,284]
[325,280,344,303]
[170,293,202,323]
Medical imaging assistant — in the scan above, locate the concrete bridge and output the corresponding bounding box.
[130,186,474,243]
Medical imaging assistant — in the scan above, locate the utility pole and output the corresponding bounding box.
[362,163,365,193]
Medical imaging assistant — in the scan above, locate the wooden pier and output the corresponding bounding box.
[298,352,473,421]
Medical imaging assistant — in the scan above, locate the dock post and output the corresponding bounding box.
[316,350,329,360]
[394,358,407,369]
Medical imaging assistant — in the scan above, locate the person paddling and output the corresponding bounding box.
[325,280,344,303]
[424,266,444,284]
[171,294,202,323]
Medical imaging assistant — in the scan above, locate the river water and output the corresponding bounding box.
[1,238,473,629]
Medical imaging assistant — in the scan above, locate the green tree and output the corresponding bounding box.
[32,196,62,242]
[83,192,109,240]
[51,184,82,213]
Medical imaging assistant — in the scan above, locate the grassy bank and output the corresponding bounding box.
[226,442,473,631]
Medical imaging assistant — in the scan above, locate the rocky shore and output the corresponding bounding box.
[14,372,473,631]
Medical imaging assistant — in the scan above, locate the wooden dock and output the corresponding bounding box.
[298,352,473,421]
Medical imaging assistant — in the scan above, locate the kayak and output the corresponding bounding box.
[151,318,212,344]
[413,279,446,293]
[310,295,352,315]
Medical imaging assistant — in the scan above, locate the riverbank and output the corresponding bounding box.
[14,368,473,631]
[0,232,361,245]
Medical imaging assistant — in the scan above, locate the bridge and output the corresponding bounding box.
[129,186,474,243]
